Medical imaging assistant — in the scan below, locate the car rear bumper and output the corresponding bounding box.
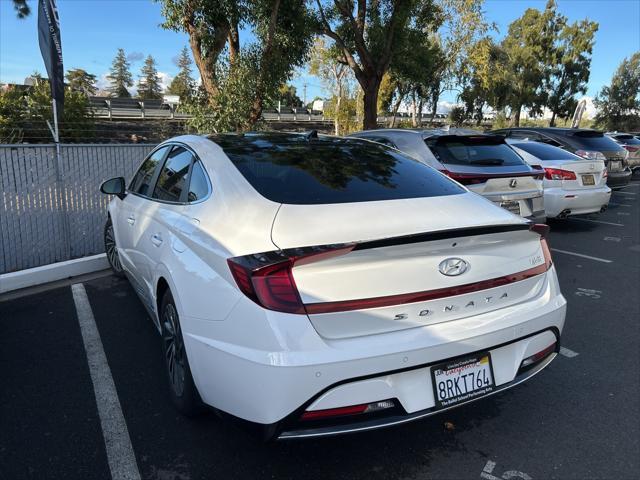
[184,267,566,434]
[544,185,612,218]
[607,169,632,188]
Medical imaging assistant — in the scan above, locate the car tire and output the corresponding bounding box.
[104,218,125,278]
[160,289,203,416]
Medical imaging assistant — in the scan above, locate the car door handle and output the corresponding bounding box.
[127,216,135,225]
[151,233,163,247]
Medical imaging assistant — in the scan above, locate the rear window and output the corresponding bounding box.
[613,135,640,145]
[512,142,579,161]
[426,135,526,167]
[572,131,625,150]
[216,135,464,205]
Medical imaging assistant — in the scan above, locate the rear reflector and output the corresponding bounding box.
[441,170,543,185]
[300,400,395,421]
[520,342,557,368]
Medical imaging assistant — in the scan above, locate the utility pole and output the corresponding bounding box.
[303,83,307,107]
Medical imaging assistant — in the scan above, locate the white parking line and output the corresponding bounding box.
[560,347,579,358]
[551,248,613,263]
[613,191,636,196]
[71,283,141,480]
[569,218,624,227]
[608,203,631,207]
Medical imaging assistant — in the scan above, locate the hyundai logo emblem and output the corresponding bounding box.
[438,258,470,276]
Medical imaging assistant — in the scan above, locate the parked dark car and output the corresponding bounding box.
[491,128,632,188]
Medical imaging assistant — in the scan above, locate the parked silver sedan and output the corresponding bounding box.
[349,129,545,221]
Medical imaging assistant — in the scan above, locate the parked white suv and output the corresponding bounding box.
[100,133,566,440]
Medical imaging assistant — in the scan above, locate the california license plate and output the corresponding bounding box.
[431,353,495,409]
[500,201,521,216]
[582,174,595,185]
[609,161,621,171]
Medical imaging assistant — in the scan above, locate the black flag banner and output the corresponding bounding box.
[38,0,64,123]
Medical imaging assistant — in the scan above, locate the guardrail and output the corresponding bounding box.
[0,144,154,274]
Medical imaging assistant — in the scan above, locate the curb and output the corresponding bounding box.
[0,254,109,294]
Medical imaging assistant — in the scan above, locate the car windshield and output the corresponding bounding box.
[512,141,580,161]
[426,135,526,167]
[572,131,624,150]
[212,134,465,205]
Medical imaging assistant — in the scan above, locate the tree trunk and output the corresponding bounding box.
[549,110,557,127]
[429,99,438,125]
[512,106,521,127]
[389,92,404,128]
[334,95,341,135]
[228,22,240,64]
[410,92,418,128]
[417,99,423,127]
[362,79,381,130]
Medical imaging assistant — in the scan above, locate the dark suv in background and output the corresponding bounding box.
[491,128,632,188]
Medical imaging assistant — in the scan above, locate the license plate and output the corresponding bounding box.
[609,161,621,171]
[581,174,595,185]
[500,201,521,216]
[431,353,495,409]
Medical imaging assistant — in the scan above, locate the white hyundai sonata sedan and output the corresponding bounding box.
[100,132,567,440]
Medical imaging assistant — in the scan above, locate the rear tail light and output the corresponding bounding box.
[575,150,606,161]
[623,145,639,153]
[529,223,553,269]
[300,400,396,421]
[603,168,608,178]
[227,245,355,314]
[544,168,576,181]
[440,170,487,185]
[520,342,557,368]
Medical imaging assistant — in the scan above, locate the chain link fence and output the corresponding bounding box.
[0,144,154,274]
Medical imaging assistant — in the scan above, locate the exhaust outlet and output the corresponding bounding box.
[600,205,608,213]
[557,209,571,219]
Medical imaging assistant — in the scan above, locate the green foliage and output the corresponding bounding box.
[322,95,360,135]
[0,76,95,143]
[448,105,467,126]
[277,85,302,108]
[12,0,30,18]
[137,55,163,100]
[65,69,98,96]
[167,47,196,100]
[595,52,640,131]
[107,48,134,98]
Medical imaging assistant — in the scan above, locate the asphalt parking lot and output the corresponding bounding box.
[1,181,638,480]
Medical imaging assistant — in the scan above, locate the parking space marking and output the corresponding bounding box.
[613,191,636,196]
[559,347,579,358]
[481,460,532,480]
[617,212,631,216]
[72,283,141,480]
[608,203,631,207]
[603,236,621,242]
[551,248,612,263]
[569,218,624,227]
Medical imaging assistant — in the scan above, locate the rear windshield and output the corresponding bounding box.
[512,141,580,161]
[572,131,624,151]
[613,135,640,145]
[216,135,464,205]
[426,135,526,167]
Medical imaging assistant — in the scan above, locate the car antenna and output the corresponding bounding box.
[304,130,318,141]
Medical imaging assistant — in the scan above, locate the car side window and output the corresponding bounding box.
[129,146,170,196]
[187,161,209,202]
[152,146,193,203]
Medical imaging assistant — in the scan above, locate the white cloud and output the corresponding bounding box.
[157,71,173,92]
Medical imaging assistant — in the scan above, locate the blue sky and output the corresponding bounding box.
[1,0,639,109]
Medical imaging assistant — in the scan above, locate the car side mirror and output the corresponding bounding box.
[100,177,126,200]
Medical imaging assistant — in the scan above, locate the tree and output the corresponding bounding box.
[167,46,196,100]
[594,53,640,131]
[137,55,163,99]
[157,0,243,98]
[309,37,353,134]
[277,85,302,107]
[12,0,30,18]
[448,105,467,126]
[313,0,443,130]
[158,0,314,130]
[65,69,97,96]
[499,0,563,126]
[107,48,134,98]
[546,18,598,126]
